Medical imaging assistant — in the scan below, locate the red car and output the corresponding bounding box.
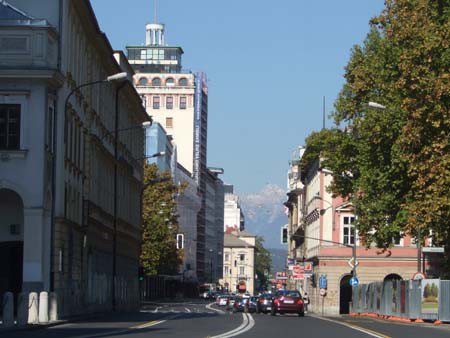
[271,290,305,317]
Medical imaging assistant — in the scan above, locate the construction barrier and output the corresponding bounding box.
[352,279,450,323]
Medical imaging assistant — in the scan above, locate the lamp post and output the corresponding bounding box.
[209,248,214,283]
[54,72,127,293]
[312,195,335,230]
[368,101,422,273]
[321,168,358,278]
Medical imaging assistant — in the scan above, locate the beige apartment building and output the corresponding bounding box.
[221,231,256,295]
[285,149,436,315]
[127,21,211,282]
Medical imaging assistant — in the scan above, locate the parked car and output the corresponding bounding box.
[256,293,273,314]
[270,290,305,317]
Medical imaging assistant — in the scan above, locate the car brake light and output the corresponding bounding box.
[297,299,303,305]
[274,299,280,305]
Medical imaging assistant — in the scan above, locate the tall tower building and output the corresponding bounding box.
[126,14,209,281]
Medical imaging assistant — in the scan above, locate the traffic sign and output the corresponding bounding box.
[412,272,426,280]
[348,257,359,269]
[319,275,328,289]
[319,288,327,297]
[349,276,359,287]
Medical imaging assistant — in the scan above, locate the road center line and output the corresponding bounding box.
[206,302,226,314]
[210,313,255,338]
[131,313,182,330]
[313,315,391,338]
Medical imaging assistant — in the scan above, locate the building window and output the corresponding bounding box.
[239,266,245,276]
[342,216,356,245]
[393,233,403,246]
[152,77,161,86]
[166,96,173,109]
[153,96,160,109]
[240,254,245,261]
[141,95,147,108]
[224,266,229,275]
[180,96,187,110]
[179,78,188,86]
[166,77,175,86]
[138,77,148,86]
[0,104,21,150]
[225,253,230,262]
[166,117,173,128]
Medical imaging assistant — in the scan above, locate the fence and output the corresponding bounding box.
[352,279,450,322]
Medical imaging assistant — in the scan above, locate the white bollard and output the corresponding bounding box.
[2,292,14,327]
[38,291,49,323]
[28,292,39,324]
[17,292,28,326]
[49,292,58,322]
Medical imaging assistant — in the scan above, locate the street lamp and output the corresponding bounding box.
[368,101,387,110]
[209,249,214,283]
[321,168,358,278]
[367,101,423,273]
[312,195,335,230]
[52,72,127,292]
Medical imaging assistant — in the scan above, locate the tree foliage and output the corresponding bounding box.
[140,163,184,276]
[254,236,272,290]
[302,0,450,274]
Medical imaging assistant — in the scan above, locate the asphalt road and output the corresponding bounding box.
[2,301,450,338]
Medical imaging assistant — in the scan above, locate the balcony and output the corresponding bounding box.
[0,20,58,72]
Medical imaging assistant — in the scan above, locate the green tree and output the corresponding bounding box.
[254,236,272,291]
[140,163,184,275]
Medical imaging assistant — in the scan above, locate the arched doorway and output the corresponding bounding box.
[0,189,24,297]
[384,273,402,281]
[339,274,352,314]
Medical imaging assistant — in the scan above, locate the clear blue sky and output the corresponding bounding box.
[91,0,385,194]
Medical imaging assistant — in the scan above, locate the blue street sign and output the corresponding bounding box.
[319,275,328,289]
[350,277,359,287]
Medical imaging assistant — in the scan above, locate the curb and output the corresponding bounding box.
[0,320,68,333]
[349,312,449,326]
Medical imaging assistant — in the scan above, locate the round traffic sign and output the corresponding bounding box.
[319,288,327,296]
[412,272,425,280]
[349,276,359,287]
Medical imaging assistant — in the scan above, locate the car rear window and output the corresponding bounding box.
[284,291,301,297]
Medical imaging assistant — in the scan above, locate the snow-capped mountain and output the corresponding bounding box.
[240,184,288,249]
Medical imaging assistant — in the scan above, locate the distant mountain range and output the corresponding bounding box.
[240,183,288,250]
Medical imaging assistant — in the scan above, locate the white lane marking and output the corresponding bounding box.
[206,302,226,314]
[185,307,191,313]
[313,315,390,338]
[210,313,255,338]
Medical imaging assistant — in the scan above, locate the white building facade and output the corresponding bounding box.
[0,0,147,315]
[224,184,245,232]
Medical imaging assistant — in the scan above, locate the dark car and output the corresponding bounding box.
[271,290,304,317]
[256,294,273,314]
[233,296,256,313]
[226,295,237,310]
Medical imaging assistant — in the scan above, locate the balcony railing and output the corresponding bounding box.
[0,20,58,70]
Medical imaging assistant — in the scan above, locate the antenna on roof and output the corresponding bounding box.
[322,96,326,130]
